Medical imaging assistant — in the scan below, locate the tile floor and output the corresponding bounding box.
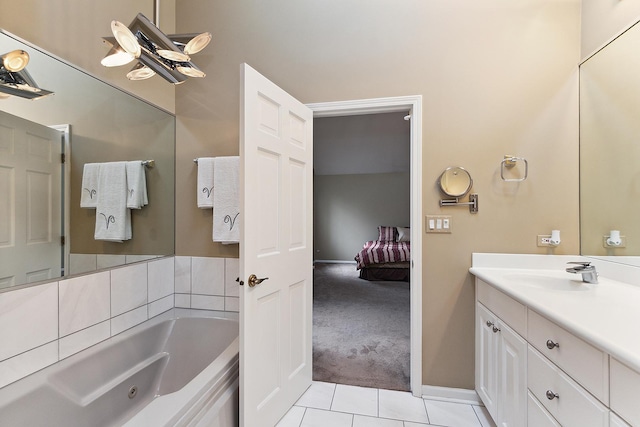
[277,382,496,427]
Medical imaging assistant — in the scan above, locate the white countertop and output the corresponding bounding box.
[470,256,640,373]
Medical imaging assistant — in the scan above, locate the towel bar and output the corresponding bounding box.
[500,156,527,182]
[142,160,155,168]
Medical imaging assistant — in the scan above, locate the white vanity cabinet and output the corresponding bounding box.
[476,280,527,426]
[610,358,640,426]
[527,345,609,427]
[471,256,640,427]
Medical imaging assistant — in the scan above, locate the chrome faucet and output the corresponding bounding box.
[566,262,598,284]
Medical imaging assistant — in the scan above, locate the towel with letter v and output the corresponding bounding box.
[95,162,131,241]
[80,163,100,208]
[213,156,240,244]
[126,161,148,209]
[197,157,215,209]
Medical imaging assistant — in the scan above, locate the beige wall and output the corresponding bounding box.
[581,0,640,59]
[176,0,581,388]
[0,0,176,113]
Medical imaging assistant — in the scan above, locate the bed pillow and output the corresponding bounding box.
[377,226,397,242]
[397,227,410,242]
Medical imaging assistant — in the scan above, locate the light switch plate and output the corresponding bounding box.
[426,215,452,233]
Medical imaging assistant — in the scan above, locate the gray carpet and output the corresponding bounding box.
[313,263,410,391]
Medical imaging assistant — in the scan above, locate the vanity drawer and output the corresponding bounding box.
[476,279,526,336]
[528,309,609,404]
[610,358,640,427]
[528,346,609,427]
[528,391,561,427]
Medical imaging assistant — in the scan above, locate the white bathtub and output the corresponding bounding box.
[0,309,239,427]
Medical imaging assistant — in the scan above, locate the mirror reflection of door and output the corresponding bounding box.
[0,110,63,289]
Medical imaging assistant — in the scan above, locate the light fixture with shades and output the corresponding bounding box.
[0,49,54,100]
[101,13,211,84]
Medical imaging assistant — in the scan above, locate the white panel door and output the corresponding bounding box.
[498,321,527,427]
[0,111,62,288]
[240,63,313,427]
[476,303,498,421]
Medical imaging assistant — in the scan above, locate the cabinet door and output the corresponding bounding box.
[476,303,499,421]
[498,321,527,427]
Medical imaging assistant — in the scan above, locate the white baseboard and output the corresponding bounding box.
[313,260,357,264]
[420,385,482,405]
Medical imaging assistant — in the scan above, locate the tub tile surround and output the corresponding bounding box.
[0,255,240,389]
[174,256,240,313]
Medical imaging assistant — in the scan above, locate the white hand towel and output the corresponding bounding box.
[213,156,240,244]
[95,162,130,242]
[197,157,215,208]
[126,161,148,209]
[80,163,100,208]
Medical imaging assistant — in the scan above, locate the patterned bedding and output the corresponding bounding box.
[354,240,411,270]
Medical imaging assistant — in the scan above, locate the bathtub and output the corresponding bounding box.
[0,309,239,427]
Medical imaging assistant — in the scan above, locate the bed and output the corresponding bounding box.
[354,226,410,281]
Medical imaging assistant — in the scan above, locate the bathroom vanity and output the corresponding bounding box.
[470,254,640,427]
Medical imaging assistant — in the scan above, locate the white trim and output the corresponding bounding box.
[421,385,482,405]
[50,124,71,279]
[308,95,423,397]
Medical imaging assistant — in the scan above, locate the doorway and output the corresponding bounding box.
[313,112,411,390]
[307,96,423,396]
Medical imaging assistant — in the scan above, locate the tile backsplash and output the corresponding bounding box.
[0,255,239,389]
[174,256,240,313]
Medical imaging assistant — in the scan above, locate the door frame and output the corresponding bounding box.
[307,95,423,396]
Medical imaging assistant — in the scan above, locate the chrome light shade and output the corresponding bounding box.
[0,51,54,100]
[101,13,210,84]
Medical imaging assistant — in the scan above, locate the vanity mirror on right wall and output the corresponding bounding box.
[580,19,640,266]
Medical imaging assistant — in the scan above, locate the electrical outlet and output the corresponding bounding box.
[603,236,627,248]
[537,235,552,247]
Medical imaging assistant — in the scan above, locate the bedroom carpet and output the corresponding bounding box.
[313,262,410,391]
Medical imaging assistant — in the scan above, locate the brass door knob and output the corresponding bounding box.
[248,274,269,287]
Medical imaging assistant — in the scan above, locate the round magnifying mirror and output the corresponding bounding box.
[438,166,473,197]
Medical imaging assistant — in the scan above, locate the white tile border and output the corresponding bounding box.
[0,255,241,389]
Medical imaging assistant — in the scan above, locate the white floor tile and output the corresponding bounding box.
[301,408,353,427]
[296,381,336,410]
[472,406,495,427]
[354,414,404,427]
[331,384,378,417]
[404,422,432,427]
[276,405,306,427]
[423,400,482,427]
[378,389,429,424]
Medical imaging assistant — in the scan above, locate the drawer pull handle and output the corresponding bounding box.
[546,340,560,350]
[486,321,494,328]
[545,390,559,400]
[492,326,501,333]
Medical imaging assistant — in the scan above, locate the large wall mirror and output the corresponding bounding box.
[580,20,640,266]
[0,30,175,290]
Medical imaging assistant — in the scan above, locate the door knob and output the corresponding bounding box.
[248,274,269,287]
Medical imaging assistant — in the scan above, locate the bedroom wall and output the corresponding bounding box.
[175,0,581,390]
[314,172,410,262]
